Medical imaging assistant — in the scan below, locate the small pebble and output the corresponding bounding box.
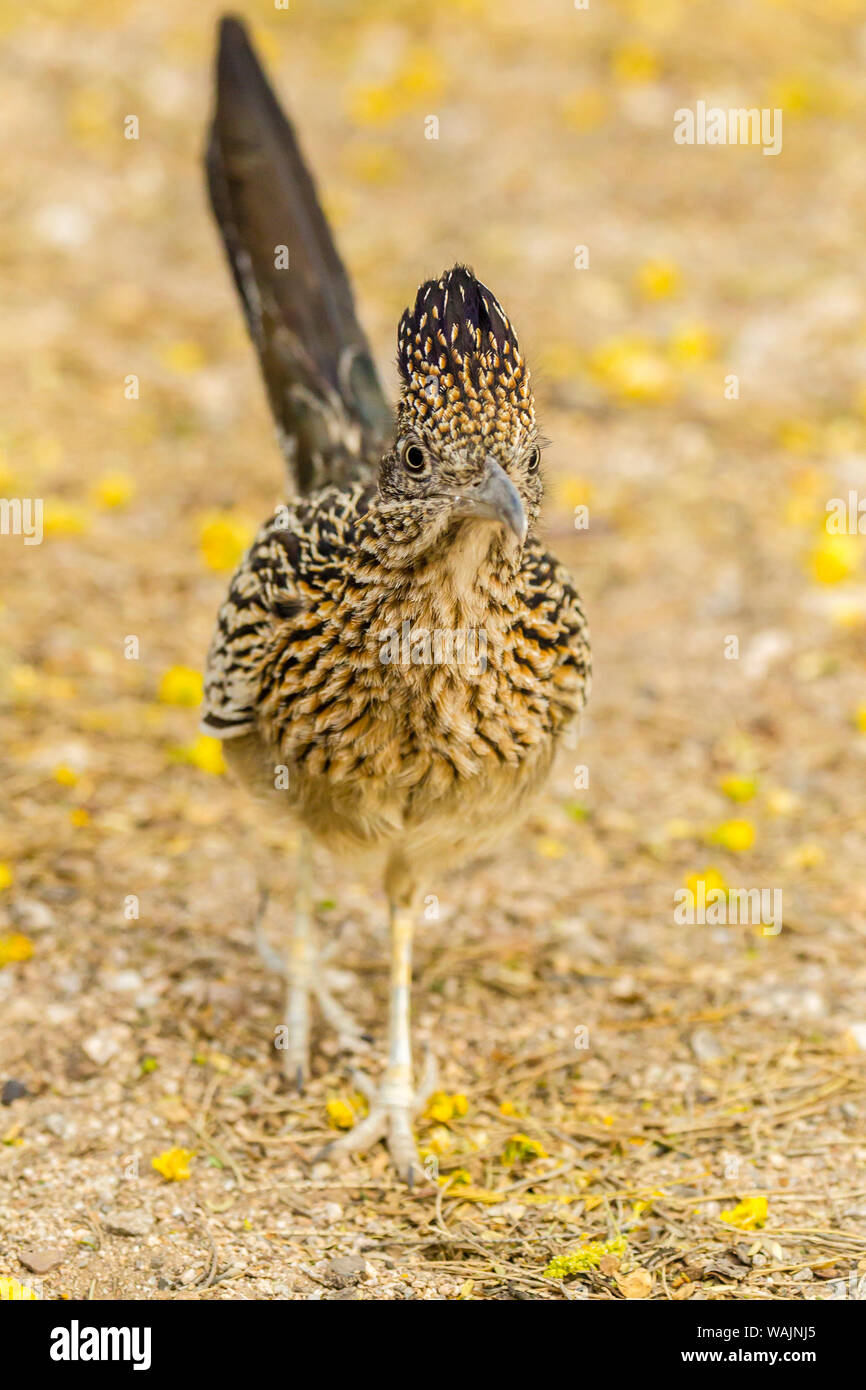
[19,1245,65,1275]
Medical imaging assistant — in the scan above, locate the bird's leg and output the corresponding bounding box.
[316,897,437,1185]
[379,901,417,1176]
[254,831,367,1088]
[283,827,313,1088]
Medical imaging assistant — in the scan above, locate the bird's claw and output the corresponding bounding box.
[314,1048,439,1186]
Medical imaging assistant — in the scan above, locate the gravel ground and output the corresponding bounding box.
[1,0,865,1301]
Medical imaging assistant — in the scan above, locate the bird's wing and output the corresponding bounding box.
[519,542,592,726]
[205,15,392,494]
[201,517,304,740]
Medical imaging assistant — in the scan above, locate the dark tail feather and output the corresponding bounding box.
[205,15,391,494]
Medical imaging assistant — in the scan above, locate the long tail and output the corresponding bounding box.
[205,15,392,494]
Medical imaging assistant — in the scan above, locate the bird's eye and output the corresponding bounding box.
[526,445,541,473]
[402,442,427,475]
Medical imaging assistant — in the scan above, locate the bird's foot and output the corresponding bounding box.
[255,898,369,1088]
[315,1050,439,1187]
[281,969,371,1090]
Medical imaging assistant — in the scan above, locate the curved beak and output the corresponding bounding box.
[450,456,528,545]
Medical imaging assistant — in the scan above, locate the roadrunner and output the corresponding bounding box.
[202,16,591,1183]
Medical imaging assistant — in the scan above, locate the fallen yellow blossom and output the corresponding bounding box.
[635,258,680,300]
[710,819,755,853]
[669,323,715,365]
[198,512,256,572]
[53,764,79,787]
[160,340,205,374]
[720,1195,767,1230]
[557,476,594,510]
[348,84,398,127]
[440,1168,473,1189]
[423,1126,453,1156]
[543,1236,627,1278]
[396,49,443,102]
[158,665,203,707]
[719,775,757,803]
[808,533,860,585]
[589,335,675,404]
[92,473,135,509]
[854,703,866,733]
[44,501,90,536]
[502,1133,547,1165]
[632,1190,666,1216]
[611,43,658,84]
[0,933,33,967]
[326,1098,356,1130]
[684,868,728,898]
[152,1147,195,1181]
[777,418,816,454]
[0,863,13,891]
[170,735,226,776]
[424,1091,468,1124]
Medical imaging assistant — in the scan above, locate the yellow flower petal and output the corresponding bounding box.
[160,340,205,373]
[326,1098,356,1130]
[158,665,203,707]
[685,868,728,897]
[171,735,226,776]
[0,933,33,967]
[152,1147,195,1181]
[198,512,256,572]
[668,322,715,365]
[777,419,817,454]
[709,819,755,853]
[44,501,89,536]
[808,533,860,585]
[92,473,135,509]
[543,1236,627,1278]
[720,1195,767,1230]
[502,1133,547,1165]
[424,1091,469,1124]
[348,84,398,127]
[589,335,675,404]
[635,259,680,300]
[719,775,757,803]
[611,43,658,84]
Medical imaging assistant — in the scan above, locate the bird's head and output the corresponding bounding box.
[377,266,541,560]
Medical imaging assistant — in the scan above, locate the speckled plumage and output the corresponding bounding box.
[203,473,589,891]
[201,16,590,1178]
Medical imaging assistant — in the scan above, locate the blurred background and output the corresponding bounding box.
[1,0,865,1301]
